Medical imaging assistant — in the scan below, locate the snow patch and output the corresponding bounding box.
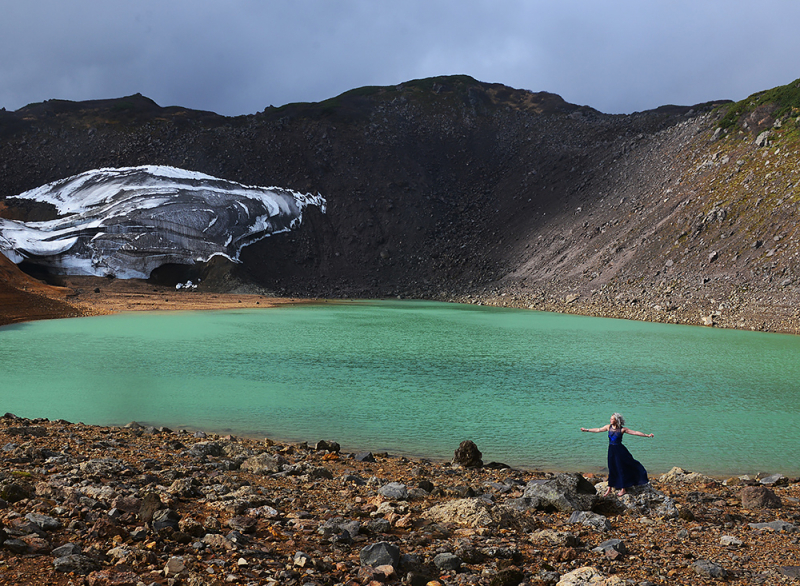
[0,165,325,279]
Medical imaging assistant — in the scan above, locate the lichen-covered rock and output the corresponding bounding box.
[422,498,529,529]
[240,452,287,474]
[658,467,710,484]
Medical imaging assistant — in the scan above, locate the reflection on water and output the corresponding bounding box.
[2,300,799,475]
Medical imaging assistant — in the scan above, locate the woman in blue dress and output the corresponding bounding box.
[581,412,654,496]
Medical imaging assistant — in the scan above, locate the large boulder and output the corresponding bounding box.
[741,486,782,509]
[522,473,597,512]
[360,541,400,568]
[453,440,483,467]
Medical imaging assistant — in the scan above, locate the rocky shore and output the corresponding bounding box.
[1,415,799,586]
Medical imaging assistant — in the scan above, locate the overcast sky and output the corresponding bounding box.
[2,1,799,117]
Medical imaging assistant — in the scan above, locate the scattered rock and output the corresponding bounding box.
[748,520,798,532]
[164,556,185,576]
[53,554,100,575]
[592,539,627,556]
[567,510,611,532]
[693,559,727,579]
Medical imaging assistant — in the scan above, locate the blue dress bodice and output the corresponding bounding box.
[608,430,623,445]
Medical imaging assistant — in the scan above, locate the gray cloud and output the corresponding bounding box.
[2,0,799,116]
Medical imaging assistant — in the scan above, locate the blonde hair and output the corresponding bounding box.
[611,412,625,428]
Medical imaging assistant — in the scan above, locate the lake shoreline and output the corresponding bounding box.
[1,414,799,585]
[2,273,800,337]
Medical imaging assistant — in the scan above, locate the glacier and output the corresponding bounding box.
[0,166,326,279]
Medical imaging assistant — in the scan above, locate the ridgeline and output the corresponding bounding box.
[1,76,799,332]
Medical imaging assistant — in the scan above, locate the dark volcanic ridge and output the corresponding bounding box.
[2,75,799,333]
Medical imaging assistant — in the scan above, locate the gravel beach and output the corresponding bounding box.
[1,415,798,585]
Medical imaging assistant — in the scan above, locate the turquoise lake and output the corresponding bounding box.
[1,300,799,476]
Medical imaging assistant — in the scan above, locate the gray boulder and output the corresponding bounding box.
[433,552,462,571]
[51,543,82,557]
[360,541,400,568]
[378,482,408,500]
[25,513,61,531]
[759,473,788,486]
[521,473,597,512]
[749,520,798,532]
[188,441,224,458]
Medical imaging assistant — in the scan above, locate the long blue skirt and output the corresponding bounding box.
[607,443,649,488]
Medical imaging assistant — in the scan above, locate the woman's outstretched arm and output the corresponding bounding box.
[623,427,654,438]
[580,424,611,433]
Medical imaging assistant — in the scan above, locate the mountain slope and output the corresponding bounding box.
[1,76,798,332]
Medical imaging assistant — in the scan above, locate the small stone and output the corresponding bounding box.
[51,543,82,557]
[433,552,462,571]
[293,551,312,567]
[53,554,99,575]
[25,512,61,531]
[592,539,627,555]
[567,510,611,532]
[693,559,727,579]
[165,556,185,576]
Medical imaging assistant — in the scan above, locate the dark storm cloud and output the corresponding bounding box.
[2,1,799,116]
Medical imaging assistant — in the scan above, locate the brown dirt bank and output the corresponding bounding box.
[0,276,317,328]
[0,416,798,585]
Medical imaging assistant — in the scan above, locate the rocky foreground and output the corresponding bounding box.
[1,416,799,586]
